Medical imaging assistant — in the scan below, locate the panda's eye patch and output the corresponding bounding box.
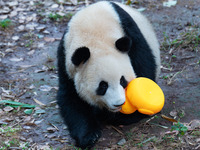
[96,81,108,96]
[120,76,127,89]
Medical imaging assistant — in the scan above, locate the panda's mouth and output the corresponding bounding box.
[99,101,122,112]
[109,107,122,112]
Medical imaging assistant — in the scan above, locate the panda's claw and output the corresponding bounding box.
[76,129,101,149]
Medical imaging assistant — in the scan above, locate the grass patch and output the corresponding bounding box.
[0,125,21,136]
[171,122,188,136]
[162,26,200,51]
[48,13,73,22]
[0,19,12,29]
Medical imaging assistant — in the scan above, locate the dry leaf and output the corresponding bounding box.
[161,114,178,122]
[3,106,14,112]
[47,127,57,133]
[9,57,23,62]
[44,37,55,42]
[33,98,46,106]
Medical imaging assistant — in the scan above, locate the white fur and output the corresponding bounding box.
[63,1,160,111]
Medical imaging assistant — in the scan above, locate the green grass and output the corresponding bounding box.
[49,13,63,21]
[0,124,21,136]
[0,19,12,29]
[162,27,200,51]
[48,13,73,21]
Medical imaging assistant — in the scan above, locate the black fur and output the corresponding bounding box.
[57,2,157,149]
[57,35,102,149]
[71,47,90,66]
[115,36,132,52]
[96,81,108,96]
[120,76,128,89]
[111,2,157,81]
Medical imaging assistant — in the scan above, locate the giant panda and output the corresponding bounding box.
[57,1,160,149]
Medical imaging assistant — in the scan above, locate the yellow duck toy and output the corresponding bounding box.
[120,77,165,115]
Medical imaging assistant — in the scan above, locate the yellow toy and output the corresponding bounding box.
[120,77,165,115]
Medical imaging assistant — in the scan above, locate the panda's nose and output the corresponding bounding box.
[114,102,125,107]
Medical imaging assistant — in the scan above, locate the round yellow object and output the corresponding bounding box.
[120,77,165,115]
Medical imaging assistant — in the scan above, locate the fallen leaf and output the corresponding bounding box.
[39,85,52,92]
[34,109,46,114]
[0,100,36,108]
[161,114,178,122]
[9,57,23,62]
[35,119,44,125]
[24,109,33,115]
[33,98,46,106]
[47,127,57,133]
[44,37,55,42]
[3,106,14,112]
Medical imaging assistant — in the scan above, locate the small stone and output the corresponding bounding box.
[12,36,19,41]
[51,4,59,8]
[5,49,14,53]
[0,15,8,20]
[7,1,18,7]
[36,26,46,32]
[117,138,126,146]
[1,7,10,14]
[23,126,31,130]
[27,50,35,55]
[18,25,25,31]
[190,120,200,129]
[9,11,18,17]
[20,136,26,141]
[26,23,38,30]
[38,43,45,48]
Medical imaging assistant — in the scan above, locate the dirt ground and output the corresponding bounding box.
[0,0,200,149]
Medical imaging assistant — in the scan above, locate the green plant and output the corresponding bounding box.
[25,40,33,47]
[171,122,188,136]
[49,13,63,21]
[162,27,200,52]
[162,75,168,80]
[191,130,200,136]
[0,19,12,28]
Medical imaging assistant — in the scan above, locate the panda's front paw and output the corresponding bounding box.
[76,129,101,149]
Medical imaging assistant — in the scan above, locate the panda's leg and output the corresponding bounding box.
[57,86,102,149]
[108,111,149,126]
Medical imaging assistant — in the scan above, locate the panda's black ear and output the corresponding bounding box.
[71,47,90,66]
[115,36,132,52]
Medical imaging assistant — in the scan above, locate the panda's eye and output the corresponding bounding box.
[96,81,108,96]
[120,76,127,89]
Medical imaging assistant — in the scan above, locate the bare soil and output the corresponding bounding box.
[0,0,199,149]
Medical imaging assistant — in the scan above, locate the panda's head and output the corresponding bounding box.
[70,37,136,112]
